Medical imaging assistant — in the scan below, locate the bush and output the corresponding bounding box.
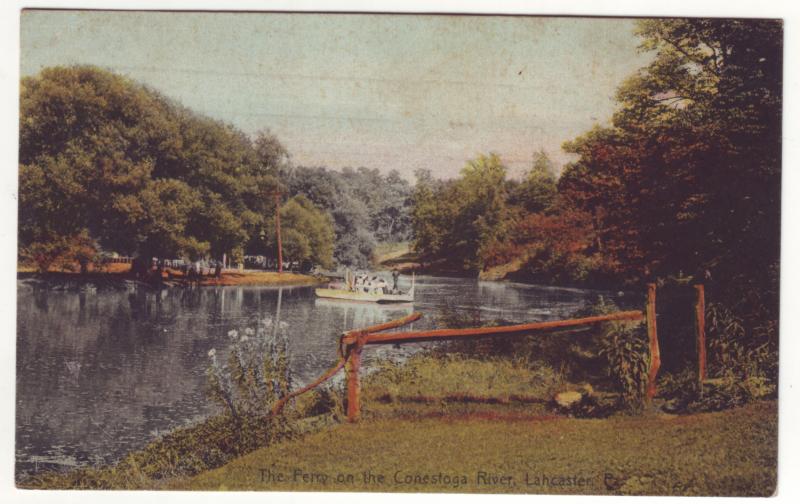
[294,385,344,420]
[593,298,649,412]
[657,302,777,414]
[707,302,777,387]
[598,321,649,412]
[206,317,294,425]
[20,231,99,273]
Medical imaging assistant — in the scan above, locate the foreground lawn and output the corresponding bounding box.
[177,401,776,496]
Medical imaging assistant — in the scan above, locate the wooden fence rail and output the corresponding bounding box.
[271,283,708,422]
[341,310,644,347]
[341,309,648,423]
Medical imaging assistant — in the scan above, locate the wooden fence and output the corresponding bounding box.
[272,283,708,422]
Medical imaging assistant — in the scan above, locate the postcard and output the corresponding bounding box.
[14,8,781,496]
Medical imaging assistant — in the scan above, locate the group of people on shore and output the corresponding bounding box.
[128,257,224,284]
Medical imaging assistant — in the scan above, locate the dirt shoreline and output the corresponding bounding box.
[16,268,327,288]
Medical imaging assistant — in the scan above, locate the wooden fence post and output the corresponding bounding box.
[345,341,363,423]
[694,284,707,393]
[646,283,661,404]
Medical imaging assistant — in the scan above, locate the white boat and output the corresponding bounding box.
[315,271,414,303]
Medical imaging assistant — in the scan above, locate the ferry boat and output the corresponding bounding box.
[315,271,414,303]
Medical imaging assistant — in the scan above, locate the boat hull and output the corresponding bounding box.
[314,288,413,303]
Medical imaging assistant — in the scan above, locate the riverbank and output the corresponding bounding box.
[376,248,622,290]
[18,351,778,495]
[375,246,472,278]
[192,270,323,286]
[16,265,325,287]
[15,353,577,489]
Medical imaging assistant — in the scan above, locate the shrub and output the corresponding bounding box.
[706,303,778,393]
[206,317,294,423]
[598,321,649,412]
[593,298,649,412]
[658,302,777,414]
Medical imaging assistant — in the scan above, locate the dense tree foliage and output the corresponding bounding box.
[560,19,781,292]
[285,165,413,268]
[553,19,782,382]
[412,153,514,272]
[509,149,558,213]
[18,66,339,271]
[263,195,335,269]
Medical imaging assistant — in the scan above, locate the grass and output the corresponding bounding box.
[17,262,323,286]
[175,401,777,496]
[372,241,420,272]
[372,241,410,263]
[195,270,323,286]
[17,262,132,274]
[479,252,531,281]
[360,354,565,418]
[18,353,778,495]
[17,407,338,490]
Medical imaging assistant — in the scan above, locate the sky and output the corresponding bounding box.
[20,10,654,180]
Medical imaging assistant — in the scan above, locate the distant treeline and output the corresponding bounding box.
[18,66,412,272]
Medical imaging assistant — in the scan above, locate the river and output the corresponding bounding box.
[15,275,614,476]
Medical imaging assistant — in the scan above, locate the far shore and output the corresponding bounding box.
[17,263,327,287]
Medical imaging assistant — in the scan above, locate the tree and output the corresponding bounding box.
[373,169,413,242]
[19,65,283,267]
[410,154,511,272]
[561,20,781,290]
[514,149,558,213]
[285,165,412,267]
[264,195,334,269]
[411,168,443,258]
[253,129,291,178]
[454,153,511,271]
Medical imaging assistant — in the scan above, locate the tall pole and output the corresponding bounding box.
[274,191,283,274]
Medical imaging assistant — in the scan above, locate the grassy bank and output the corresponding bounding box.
[177,354,777,495]
[195,271,323,286]
[177,401,776,496]
[17,263,324,287]
[18,353,777,495]
[372,241,410,264]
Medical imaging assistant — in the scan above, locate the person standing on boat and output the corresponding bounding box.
[391,269,400,294]
[375,277,388,295]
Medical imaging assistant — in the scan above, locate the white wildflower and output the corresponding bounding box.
[240,335,249,342]
[227,329,238,339]
[208,348,216,357]
[279,321,288,330]
[244,327,255,336]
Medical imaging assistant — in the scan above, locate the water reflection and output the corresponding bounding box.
[16,275,608,476]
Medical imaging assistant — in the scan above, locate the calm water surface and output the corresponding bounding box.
[16,275,612,476]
